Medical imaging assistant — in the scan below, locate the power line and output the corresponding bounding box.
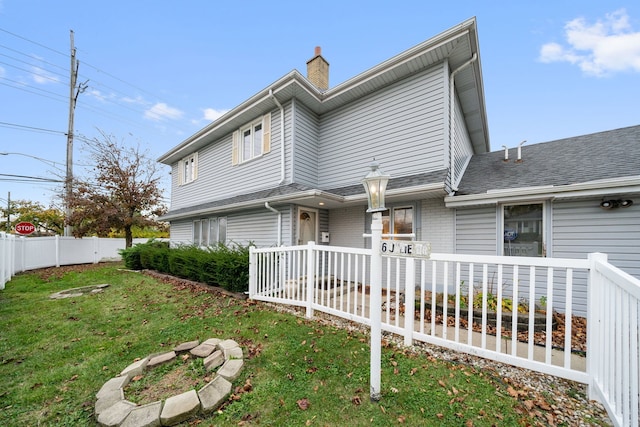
[0,121,66,135]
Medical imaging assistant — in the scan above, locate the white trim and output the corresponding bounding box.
[445,177,640,207]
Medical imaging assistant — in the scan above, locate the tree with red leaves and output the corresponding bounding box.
[65,131,166,248]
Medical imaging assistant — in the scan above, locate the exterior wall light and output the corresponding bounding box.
[362,160,390,212]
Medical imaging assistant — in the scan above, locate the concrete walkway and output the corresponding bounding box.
[95,338,244,427]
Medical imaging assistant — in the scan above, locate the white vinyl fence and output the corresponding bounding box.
[249,242,640,427]
[0,233,153,289]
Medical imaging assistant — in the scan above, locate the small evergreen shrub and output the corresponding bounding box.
[121,240,252,293]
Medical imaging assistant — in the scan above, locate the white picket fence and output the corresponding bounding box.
[249,242,640,427]
[0,232,153,289]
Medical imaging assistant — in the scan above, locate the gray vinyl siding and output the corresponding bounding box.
[227,209,289,248]
[552,197,640,279]
[292,101,320,186]
[421,199,454,254]
[328,206,367,249]
[317,64,447,188]
[452,95,474,187]
[170,108,284,211]
[455,206,497,255]
[168,220,193,246]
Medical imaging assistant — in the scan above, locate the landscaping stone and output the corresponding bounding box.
[120,357,149,380]
[95,338,244,426]
[217,359,244,381]
[120,401,162,427]
[95,388,124,415]
[159,389,201,426]
[147,351,176,368]
[190,343,216,358]
[173,340,199,353]
[97,375,130,399]
[97,400,137,427]
[198,376,232,413]
[224,346,243,360]
[203,350,224,371]
[202,338,222,347]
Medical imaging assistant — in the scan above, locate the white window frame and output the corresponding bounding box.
[193,216,227,246]
[500,202,547,257]
[178,153,198,185]
[232,113,271,165]
[378,205,415,241]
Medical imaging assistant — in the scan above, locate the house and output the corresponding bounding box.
[158,17,639,283]
[158,17,487,254]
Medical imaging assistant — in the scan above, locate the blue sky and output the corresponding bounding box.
[1,1,639,206]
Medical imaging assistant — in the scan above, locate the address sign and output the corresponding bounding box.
[380,240,431,258]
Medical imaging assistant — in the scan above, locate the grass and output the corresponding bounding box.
[0,262,548,426]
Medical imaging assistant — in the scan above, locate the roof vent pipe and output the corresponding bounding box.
[502,145,509,161]
[516,140,526,162]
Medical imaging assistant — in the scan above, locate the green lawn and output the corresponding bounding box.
[0,263,553,426]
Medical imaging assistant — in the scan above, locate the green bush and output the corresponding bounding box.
[121,240,252,293]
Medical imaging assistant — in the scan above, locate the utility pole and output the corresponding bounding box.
[65,30,87,237]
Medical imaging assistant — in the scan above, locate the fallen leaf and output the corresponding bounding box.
[398,415,406,423]
[438,380,447,388]
[352,396,362,405]
[131,375,143,382]
[297,398,310,410]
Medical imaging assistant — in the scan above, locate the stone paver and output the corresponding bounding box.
[173,340,199,352]
[203,350,224,371]
[95,388,124,415]
[120,357,149,380]
[198,376,232,413]
[120,401,162,427]
[160,389,200,426]
[190,342,216,358]
[97,375,130,399]
[97,400,137,427]
[95,338,244,427]
[147,351,176,368]
[217,359,244,381]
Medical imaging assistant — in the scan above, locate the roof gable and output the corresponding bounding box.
[158,17,488,165]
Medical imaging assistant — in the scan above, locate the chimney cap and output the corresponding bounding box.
[314,46,322,56]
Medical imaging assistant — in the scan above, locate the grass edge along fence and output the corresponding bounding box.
[119,240,252,293]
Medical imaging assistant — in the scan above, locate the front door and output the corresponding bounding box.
[297,208,317,245]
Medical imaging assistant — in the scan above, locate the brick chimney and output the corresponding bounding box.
[306,46,329,90]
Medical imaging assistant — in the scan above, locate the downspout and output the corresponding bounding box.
[264,202,282,246]
[269,89,286,184]
[448,53,478,194]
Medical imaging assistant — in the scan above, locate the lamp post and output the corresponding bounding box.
[362,160,389,402]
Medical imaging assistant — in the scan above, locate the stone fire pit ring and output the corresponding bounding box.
[95,338,244,427]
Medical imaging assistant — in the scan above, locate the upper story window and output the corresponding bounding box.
[502,203,545,257]
[178,153,198,185]
[232,112,271,165]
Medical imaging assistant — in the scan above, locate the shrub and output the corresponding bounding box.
[122,240,252,293]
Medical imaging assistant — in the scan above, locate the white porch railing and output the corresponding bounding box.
[249,242,640,427]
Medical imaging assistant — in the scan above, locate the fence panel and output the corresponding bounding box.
[250,243,640,426]
[589,255,640,427]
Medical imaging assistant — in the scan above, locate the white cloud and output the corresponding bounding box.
[539,9,640,76]
[144,102,184,121]
[202,108,228,121]
[30,65,60,84]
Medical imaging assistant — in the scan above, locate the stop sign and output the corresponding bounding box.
[15,222,36,235]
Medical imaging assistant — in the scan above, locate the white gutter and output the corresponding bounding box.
[444,176,640,208]
[448,53,478,194]
[264,202,282,245]
[269,89,286,184]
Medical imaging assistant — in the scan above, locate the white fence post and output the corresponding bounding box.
[305,241,316,319]
[587,252,608,401]
[55,235,60,267]
[404,257,415,346]
[369,212,383,401]
[248,246,257,298]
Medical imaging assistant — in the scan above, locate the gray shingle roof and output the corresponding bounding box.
[455,125,640,196]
